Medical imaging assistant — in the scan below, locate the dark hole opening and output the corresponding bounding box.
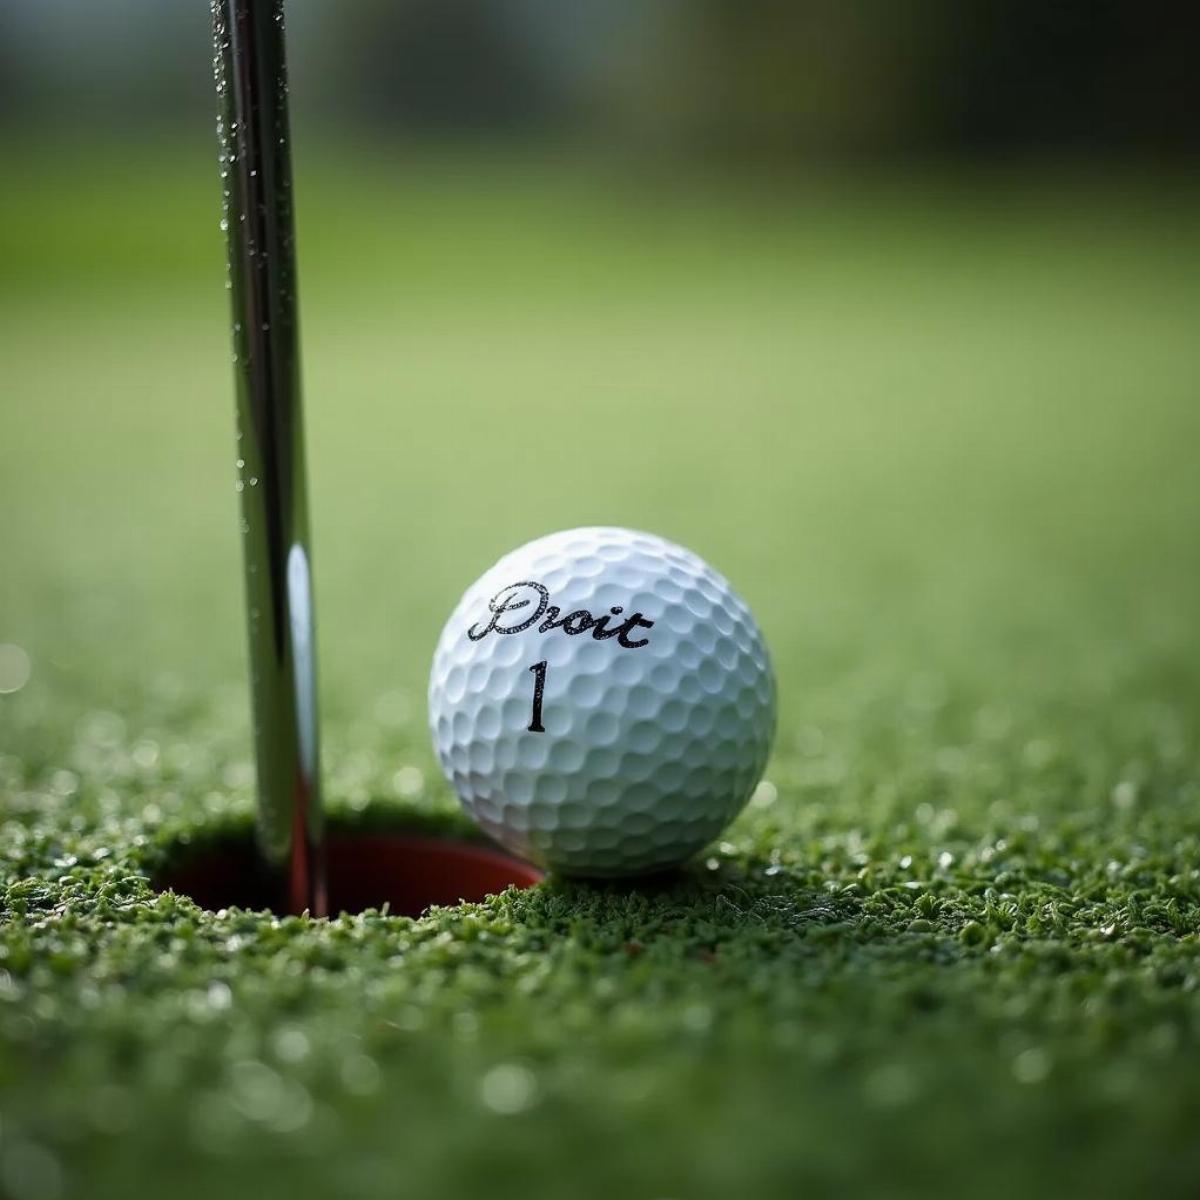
[155,832,544,917]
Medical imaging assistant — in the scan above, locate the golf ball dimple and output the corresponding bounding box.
[428,527,776,877]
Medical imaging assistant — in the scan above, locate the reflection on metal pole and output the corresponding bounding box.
[213,0,326,916]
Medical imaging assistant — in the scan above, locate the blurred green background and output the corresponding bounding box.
[2,4,1200,1199]
[2,0,1196,721]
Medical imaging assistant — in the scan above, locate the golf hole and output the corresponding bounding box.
[155,832,544,918]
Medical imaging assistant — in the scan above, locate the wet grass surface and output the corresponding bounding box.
[1,145,1199,1199]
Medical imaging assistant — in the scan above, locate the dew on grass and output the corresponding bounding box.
[273,1027,310,1063]
[229,1060,286,1123]
[479,1063,537,1115]
[1112,780,1138,809]
[1013,1047,1051,1084]
[392,766,423,799]
[750,779,777,808]
[0,644,32,694]
[49,770,78,798]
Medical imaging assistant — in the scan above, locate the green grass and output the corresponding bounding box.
[2,141,1200,1200]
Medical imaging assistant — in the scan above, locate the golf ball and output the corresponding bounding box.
[428,527,775,877]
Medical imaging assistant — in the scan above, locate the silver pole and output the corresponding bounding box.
[213,0,325,915]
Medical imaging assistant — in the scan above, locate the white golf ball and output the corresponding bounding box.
[428,527,775,877]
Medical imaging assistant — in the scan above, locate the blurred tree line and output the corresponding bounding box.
[3,0,1195,160]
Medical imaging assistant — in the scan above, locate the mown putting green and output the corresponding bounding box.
[1,144,1199,1199]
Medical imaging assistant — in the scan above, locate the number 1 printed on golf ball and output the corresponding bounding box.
[527,660,547,732]
[428,527,776,878]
